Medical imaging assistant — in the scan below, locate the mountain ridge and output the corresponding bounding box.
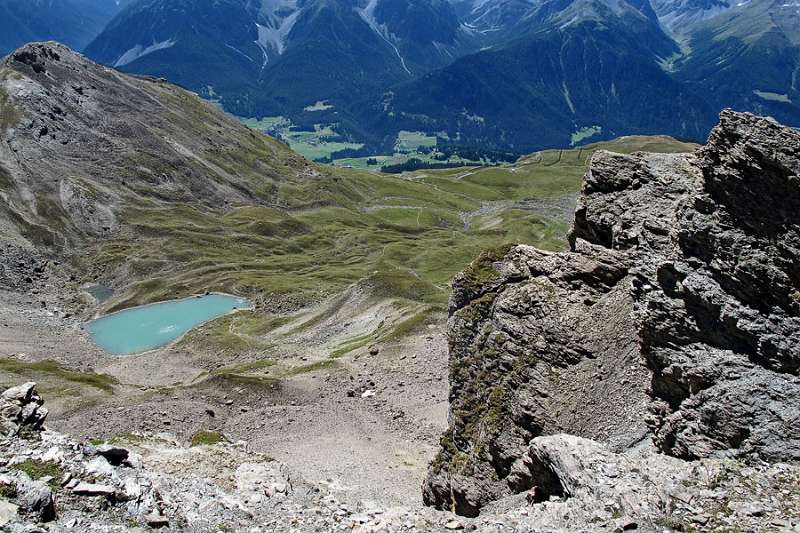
[0,38,798,533]
[0,0,129,58]
[359,0,713,152]
[0,41,309,250]
[5,0,797,155]
[84,0,481,120]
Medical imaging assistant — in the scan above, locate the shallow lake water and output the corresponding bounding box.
[87,294,250,355]
[86,283,114,303]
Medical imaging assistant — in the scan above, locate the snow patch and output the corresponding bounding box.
[357,0,412,75]
[114,39,177,67]
[432,41,455,59]
[562,81,576,114]
[254,0,301,69]
[225,44,255,62]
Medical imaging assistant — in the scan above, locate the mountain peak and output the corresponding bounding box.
[3,41,134,83]
[4,41,72,68]
[0,40,304,247]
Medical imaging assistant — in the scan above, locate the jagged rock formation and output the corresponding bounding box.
[423,241,650,516]
[424,110,800,515]
[497,433,800,531]
[634,112,800,461]
[0,382,47,437]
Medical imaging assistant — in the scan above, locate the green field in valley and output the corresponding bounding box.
[239,118,486,169]
[239,116,363,161]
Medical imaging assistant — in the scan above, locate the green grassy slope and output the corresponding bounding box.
[87,135,696,313]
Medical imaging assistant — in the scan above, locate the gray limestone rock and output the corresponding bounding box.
[424,110,800,515]
[0,382,47,437]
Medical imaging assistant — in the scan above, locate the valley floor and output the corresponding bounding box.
[0,282,449,509]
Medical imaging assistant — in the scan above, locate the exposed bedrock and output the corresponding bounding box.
[423,110,800,516]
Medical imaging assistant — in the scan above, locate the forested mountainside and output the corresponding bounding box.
[37,0,789,154]
[3,0,797,154]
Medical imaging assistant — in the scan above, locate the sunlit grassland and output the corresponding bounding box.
[239,116,363,161]
[0,358,118,406]
[88,135,696,317]
[571,126,602,146]
[395,130,438,151]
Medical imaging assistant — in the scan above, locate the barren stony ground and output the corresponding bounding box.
[0,276,450,509]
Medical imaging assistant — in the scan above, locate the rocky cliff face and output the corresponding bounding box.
[424,110,800,516]
[619,111,800,461]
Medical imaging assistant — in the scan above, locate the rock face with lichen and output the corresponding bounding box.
[424,110,800,516]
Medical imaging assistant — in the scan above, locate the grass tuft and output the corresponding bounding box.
[10,460,63,489]
[190,430,223,447]
[283,360,337,377]
[0,358,117,393]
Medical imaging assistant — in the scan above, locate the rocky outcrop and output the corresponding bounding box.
[0,382,48,437]
[2,383,501,532]
[494,433,800,532]
[424,110,800,515]
[636,112,800,461]
[0,244,49,291]
[423,241,650,516]
[0,383,384,532]
[1,388,798,533]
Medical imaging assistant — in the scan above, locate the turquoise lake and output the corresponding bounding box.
[87,294,250,355]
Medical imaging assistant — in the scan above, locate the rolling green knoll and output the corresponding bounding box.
[0,358,118,402]
[87,135,695,318]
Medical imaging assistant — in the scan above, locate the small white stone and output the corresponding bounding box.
[0,500,19,527]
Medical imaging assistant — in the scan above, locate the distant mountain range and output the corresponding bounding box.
[361,0,714,151]
[0,0,129,55]
[675,0,800,130]
[84,0,479,120]
[1,0,798,154]
[451,0,536,35]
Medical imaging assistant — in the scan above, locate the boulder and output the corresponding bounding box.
[0,500,19,527]
[15,477,55,522]
[95,444,130,466]
[0,382,47,437]
[1,382,36,402]
[72,482,117,498]
[235,462,292,504]
[144,512,169,528]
